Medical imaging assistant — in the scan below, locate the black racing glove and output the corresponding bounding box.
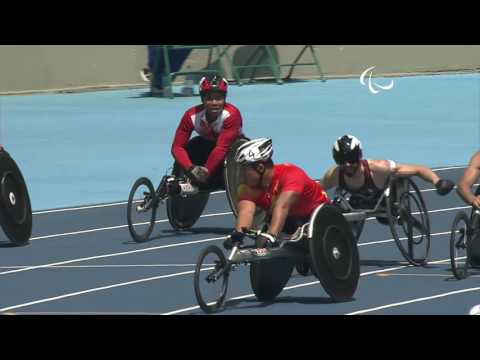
[435,179,455,196]
[230,230,245,244]
[257,232,278,248]
[223,230,245,250]
[187,165,209,183]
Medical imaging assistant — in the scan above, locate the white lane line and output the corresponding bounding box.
[162,257,458,315]
[30,211,233,241]
[427,206,471,214]
[432,166,467,171]
[417,183,478,194]
[0,270,197,313]
[3,311,188,315]
[0,264,208,269]
[346,287,480,315]
[358,230,450,247]
[33,190,227,215]
[33,202,129,215]
[376,273,480,277]
[361,205,470,224]
[0,236,227,276]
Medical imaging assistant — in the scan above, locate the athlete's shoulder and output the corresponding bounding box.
[368,159,395,171]
[325,164,339,176]
[238,183,263,200]
[223,103,242,117]
[279,163,308,177]
[470,151,480,167]
[279,162,302,170]
[224,102,241,112]
[184,104,204,116]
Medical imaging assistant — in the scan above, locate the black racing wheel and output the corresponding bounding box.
[386,177,431,266]
[166,163,210,230]
[450,211,470,280]
[127,177,157,242]
[194,245,230,314]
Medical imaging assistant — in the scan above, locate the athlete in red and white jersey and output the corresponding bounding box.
[171,75,244,190]
[224,138,331,250]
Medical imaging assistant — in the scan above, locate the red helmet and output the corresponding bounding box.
[199,75,228,96]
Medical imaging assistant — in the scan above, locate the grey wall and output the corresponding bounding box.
[1,45,480,93]
[0,45,146,93]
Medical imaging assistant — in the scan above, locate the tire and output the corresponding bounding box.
[450,211,470,280]
[295,259,311,276]
[127,177,157,242]
[0,150,32,245]
[386,177,431,266]
[194,245,229,314]
[309,205,360,302]
[166,163,210,230]
[468,209,480,267]
[250,236,295,302]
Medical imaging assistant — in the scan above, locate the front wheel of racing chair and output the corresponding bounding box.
[468,208,480,269]
[127,177,158,242]
[166,163,210,231]
[386,176,431,266]
[449,211,470,280]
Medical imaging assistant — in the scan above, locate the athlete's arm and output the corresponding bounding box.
[458,152,480,208]
[171,112,194,171]
[235,199,257,232]
[318,165,339,190]
[204,111,243,175]
[391,163,441,184]
[268,191,301,236]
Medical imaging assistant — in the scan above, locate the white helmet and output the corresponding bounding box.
[235,138,273,165]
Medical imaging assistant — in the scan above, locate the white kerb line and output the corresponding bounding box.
[29,211,233,241]
[346,287,480,315]
[33,190,227,215]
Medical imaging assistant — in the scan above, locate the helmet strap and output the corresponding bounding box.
[254,163,267,188]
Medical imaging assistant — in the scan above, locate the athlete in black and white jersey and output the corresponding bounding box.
[319,135,455,210]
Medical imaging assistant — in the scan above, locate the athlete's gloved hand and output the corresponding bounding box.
[471,196,480,209]
[435,179,455,196]
[188,165,209,183]
[223,230,245,250]
[257,232,278,248]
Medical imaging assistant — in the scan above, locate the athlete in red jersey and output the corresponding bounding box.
[171,75,245,191]
[224,138,331,250]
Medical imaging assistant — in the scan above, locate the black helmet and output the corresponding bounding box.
[332,135,363,165]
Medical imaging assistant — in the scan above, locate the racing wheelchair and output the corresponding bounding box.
[449,202,480,280]
[193,204,360,314]
[332,175,431,267]
[126,138,261,242]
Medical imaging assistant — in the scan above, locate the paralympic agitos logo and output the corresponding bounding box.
[360,66,394,94]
